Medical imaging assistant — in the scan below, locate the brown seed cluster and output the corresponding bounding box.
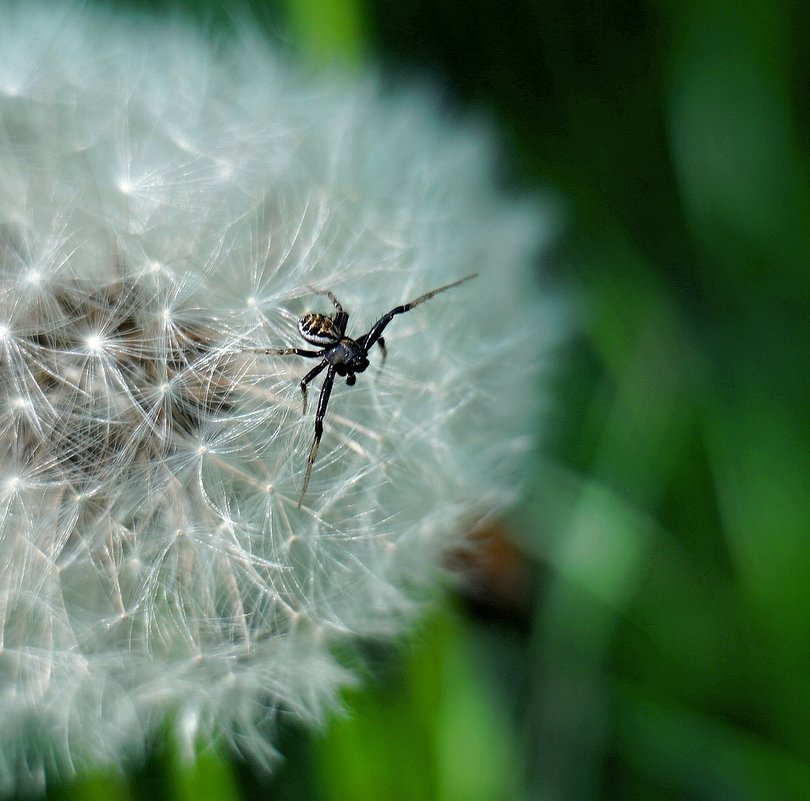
[0,279,236,486]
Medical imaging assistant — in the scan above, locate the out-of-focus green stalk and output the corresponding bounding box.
[281,0,365,64]
[166,743,241,801]
[49,774,131,801]
[314,611,516,801]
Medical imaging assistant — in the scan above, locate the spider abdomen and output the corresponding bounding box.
[299,313,341,346]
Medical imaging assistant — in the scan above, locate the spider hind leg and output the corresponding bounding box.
[297,364,336,508]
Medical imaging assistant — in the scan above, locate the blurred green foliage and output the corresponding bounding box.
[39,0,810,799]
[377,1,810,798]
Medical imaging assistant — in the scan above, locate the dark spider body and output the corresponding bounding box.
[255,273,476,507]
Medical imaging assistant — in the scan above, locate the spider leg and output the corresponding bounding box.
[251,347,322,358]
[307,288,344,313]
[361,273,477,351]
[300,359,328,414]
[307,288,349,335]
[298,364,336,507]
[376,336,387,363]
[252,347,325,412]
[252,346,326,412]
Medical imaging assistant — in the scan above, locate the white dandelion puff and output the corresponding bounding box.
[0,1,563,793]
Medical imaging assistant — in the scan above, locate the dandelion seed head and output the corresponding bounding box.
[0,1,564,793]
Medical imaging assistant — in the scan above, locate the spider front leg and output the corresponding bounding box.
[361,273,477,352]
[298,364,336,507]
[300,359,328,414]
[250,346,325,413]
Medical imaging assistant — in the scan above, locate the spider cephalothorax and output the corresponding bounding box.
[255,274,476,506]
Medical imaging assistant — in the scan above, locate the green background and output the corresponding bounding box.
[44,0,810,799]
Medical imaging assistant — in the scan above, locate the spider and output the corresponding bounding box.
[254,273,477,507]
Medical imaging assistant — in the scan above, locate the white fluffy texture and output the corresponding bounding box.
[0,3,558,791]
